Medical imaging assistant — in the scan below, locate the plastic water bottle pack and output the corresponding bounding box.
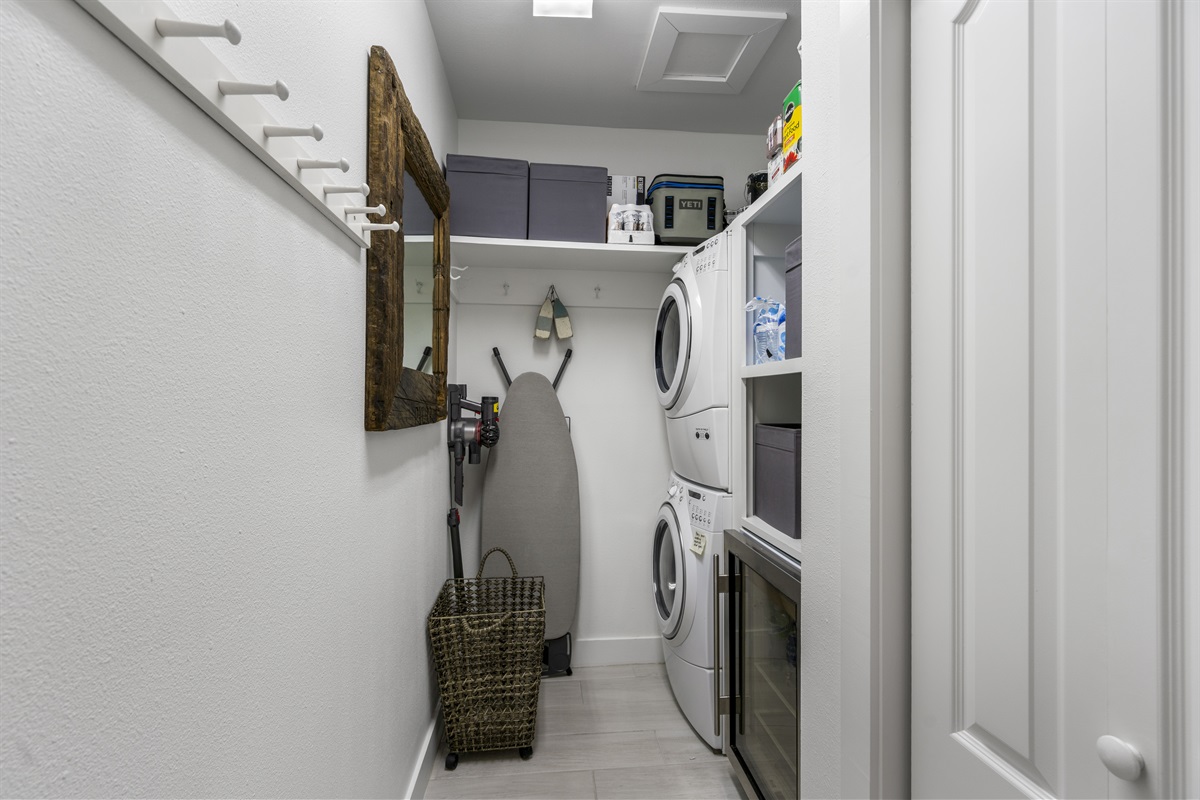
[745,297,786,364]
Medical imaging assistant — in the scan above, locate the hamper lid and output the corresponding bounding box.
[529,163,607,183]
[647,174,725,196]
[446,153,529,177]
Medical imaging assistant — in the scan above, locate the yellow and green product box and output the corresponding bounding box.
[782,80,802,172]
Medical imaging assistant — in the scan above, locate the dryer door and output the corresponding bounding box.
[654,279,691,411]
[653,502,685,639]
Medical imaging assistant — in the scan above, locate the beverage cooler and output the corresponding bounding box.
[719,527,801,800]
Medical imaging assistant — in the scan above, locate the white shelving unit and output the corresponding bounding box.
[740,358,804,379]
[736,162,802,227]
[405,235,691,274]
[729,164,803,561]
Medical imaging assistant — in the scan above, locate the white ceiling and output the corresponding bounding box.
[423,0,803,135]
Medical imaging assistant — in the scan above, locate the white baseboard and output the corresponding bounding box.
[404,703,443,800]
[571,635,664,667]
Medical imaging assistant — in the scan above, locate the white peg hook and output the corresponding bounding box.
[155,17,241,44]
[219,79,289,100]
[416,281,424,295]
[342,204,386,216]
[361,221,399,233]
[594,285,601,299]
[324,183,370,196]
[263,123,322,140]
[297,157,350,173]
[502,281,510,295]
[450,266,469,282]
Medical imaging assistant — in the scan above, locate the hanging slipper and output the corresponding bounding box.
[551,286,573,340]
[535,287,554,339]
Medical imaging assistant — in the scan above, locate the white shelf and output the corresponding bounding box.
[741,358,804,379]
[735,162,802,227]
[741,516,802,562]
[405,235,691,273]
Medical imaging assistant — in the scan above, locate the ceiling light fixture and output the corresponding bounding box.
[532,0,593,18]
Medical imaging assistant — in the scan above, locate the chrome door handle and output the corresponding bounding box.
[714,554,729,737]
[1096,736,1144,781]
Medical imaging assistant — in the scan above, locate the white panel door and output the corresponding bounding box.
[912,1,1178,797]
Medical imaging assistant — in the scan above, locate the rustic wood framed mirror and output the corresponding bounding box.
[365,46,450,430]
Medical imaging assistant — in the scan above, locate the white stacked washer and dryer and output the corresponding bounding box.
[652,231,733,750]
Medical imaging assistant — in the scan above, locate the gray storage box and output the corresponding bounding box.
[446,154,528,239]
[402,171,435,236]
[754,423,801,538]
[528,163,608,243]
[785,234,801,359]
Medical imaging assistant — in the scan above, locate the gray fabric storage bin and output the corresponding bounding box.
[785,234,801,359]
[528,163,608,243]
[754,423,801,538]
[402,171,435,236]
[446,154,529,239]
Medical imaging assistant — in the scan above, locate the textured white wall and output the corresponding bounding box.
[459,119,764,213]
[792,3,844,799]
[454,299,672,667]
[0,1,457,796]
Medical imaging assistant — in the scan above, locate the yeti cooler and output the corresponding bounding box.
[646,174,725,245]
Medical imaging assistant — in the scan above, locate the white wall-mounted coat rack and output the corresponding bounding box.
[75,0,377,249]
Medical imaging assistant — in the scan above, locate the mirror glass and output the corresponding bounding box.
[403,170,436,373]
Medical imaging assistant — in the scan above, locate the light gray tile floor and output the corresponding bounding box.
[425,663,746,800]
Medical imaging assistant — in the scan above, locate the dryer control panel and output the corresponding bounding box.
[690,232,727,275]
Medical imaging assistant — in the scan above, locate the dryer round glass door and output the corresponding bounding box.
[653,503,685,638]
[655,280,691,411]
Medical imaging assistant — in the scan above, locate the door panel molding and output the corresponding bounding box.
[1160,2,1191,796]
[952,727,1055,799]
[950,1,1053,792]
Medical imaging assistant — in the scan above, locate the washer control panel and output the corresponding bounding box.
[666,476,726,534]
[690,233,726,275]
[685,486,717,531]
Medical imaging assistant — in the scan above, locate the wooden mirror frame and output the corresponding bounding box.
[365,45,450,430]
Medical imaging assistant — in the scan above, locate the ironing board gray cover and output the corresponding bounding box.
[481,372,580,640]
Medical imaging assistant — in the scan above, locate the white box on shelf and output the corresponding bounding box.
[606,175,645,209]
[767,152,785,187]
[607,230,655,245]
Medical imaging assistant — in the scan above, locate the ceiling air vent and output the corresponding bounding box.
[636,7,786,95]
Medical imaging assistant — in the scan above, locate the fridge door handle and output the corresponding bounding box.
[714,554,730,736]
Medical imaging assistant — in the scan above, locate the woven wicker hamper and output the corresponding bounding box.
[428,548,545,770]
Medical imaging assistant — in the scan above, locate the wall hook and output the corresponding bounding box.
[503,282,510,296]
[449,265,469,281]
[263,123,323,140]
[361,221,398,232]
[219,79,289,100]
[342,204,385,216]
[416,281,424,295]
[155,17,241,44]
[594,285,601,299]
[297,157,350,172]
[324,182,369,196]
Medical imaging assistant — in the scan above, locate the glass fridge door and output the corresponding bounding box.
[738,564,798,799]
[725,528,801,800]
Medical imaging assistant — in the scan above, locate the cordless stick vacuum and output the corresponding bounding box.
[446,385,500,579]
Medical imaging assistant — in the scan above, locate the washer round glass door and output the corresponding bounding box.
[654,278,691,411]
[653,502,685,638]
